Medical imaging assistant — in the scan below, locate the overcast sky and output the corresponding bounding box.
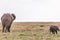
[0,0,60,22]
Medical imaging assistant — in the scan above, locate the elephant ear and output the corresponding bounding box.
[11,14,16,20]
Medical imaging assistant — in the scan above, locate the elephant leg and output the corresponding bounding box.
[2,24,5,32]
[6,25,10,32]
[8,26,11,32]
[2,26,5,32]
[56,30,57,34]
[5,25,9,32]
[8,24,11,32]
[5,23,11,32]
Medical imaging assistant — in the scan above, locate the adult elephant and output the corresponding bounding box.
[1,13,16,32]
[50,25,60,34]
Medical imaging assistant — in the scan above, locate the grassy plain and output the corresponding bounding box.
[0,22,60,40]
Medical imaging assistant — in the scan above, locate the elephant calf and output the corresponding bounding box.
[1,13,16,32]
[49,25,60,34]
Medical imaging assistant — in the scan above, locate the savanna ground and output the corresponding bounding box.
[0,22,60,40]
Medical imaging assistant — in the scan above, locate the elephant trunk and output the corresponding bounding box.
[11,14,16,20]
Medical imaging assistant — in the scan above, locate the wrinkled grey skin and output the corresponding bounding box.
[50,25,60,34]
[1,13,16,32]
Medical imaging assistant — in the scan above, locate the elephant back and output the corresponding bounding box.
[1,13,14,25]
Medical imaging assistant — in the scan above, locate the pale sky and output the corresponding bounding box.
[0,0,60,22]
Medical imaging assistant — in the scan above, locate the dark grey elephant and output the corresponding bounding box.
[50,25,60,34]
[1,13,16,32]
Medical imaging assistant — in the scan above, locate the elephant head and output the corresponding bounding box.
[1,13,16,32]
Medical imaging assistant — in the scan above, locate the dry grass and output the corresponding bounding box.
[0,22,60,40]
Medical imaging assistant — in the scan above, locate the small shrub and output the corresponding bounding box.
[40,25,44,27]
[33,34,37,36]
